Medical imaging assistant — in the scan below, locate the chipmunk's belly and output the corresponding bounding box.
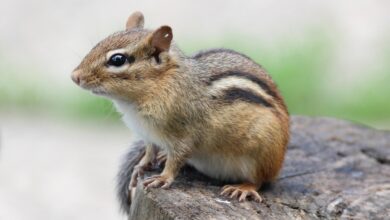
[187,153,256,183]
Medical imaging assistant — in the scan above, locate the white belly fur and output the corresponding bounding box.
[187,153,256,183]
[113,100,168,148]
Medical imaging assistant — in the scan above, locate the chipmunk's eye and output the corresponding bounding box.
[107,53,127,67]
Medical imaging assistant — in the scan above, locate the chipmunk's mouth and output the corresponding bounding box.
[71,70,109,96]
[91,87,107,95]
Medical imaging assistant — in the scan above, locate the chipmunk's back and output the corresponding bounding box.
[192,48,287,111]
[193,48,263,75]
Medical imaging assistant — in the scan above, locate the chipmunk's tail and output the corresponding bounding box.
[116,141,145,214]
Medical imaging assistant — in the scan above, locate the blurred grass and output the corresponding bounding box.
[1,31,389,127]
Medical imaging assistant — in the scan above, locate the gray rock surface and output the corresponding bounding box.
[123,116,390,219]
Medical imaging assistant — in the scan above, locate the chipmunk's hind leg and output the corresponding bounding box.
[220,183,262,202]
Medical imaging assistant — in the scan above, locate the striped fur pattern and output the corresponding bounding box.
[72,12,289,210]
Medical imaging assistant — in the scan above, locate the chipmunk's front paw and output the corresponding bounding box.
[130,163,151,188]
[143,174,174,189]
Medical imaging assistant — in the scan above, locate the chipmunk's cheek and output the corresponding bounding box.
[100,82,119,95]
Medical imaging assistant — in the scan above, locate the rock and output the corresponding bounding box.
[122,116,390,219]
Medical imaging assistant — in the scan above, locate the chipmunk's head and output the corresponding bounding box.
[72,11,178,102]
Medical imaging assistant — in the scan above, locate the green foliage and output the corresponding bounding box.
[54,91,120,120]
[336,61,390,121]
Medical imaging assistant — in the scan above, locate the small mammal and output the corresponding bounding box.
[72,11,289,206]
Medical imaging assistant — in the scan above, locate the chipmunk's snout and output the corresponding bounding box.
[71,70,82,85]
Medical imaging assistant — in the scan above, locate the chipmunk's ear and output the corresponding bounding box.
[149,26,173,54]
[126,11,144,30]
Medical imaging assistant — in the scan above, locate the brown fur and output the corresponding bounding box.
[72,12,290,202]
[126,11,144,30]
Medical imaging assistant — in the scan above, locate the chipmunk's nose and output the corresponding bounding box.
[71,70,81,85]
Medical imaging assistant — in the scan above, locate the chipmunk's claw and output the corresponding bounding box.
[221,183,262,202]
[130,149,166,188]
[143,174,173,189]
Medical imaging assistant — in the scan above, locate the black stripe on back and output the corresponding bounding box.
[209,71,277,98]
[216,87,272,107]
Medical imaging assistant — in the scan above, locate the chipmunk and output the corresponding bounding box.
[72,11,289,208]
